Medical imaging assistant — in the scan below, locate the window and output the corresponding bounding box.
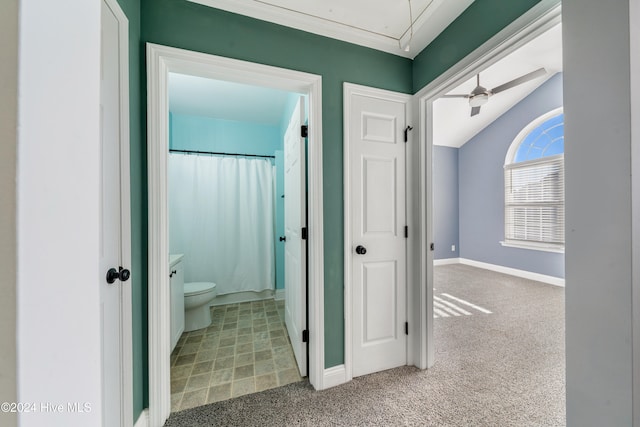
[503,108,564,252]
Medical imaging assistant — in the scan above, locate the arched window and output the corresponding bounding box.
[503,108,564,252]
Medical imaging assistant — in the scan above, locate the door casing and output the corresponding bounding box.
[146,44,324,426]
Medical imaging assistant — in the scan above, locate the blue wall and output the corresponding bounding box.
[274,150,284,290]
[170,113,281,155]
[458,72,564,278]
[433,146,460,259]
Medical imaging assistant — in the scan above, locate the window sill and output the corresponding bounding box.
[500,241,565,254]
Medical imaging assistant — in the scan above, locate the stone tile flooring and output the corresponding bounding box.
[170,299,303,412]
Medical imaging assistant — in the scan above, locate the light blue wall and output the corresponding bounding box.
[170,113,281,155]
[274,150,284,290]
[458,72,564,278]
[433,146,460,259]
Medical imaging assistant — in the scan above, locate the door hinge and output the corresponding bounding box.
[301,125,308,138]
[404,226,408,238]
[301,227,308,240]
[404,125,413,143]
[302,329,309,342]
[430,243,435,251]
[405,322,408,335]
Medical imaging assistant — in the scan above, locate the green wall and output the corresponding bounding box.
[114,0,147,421]
[412,0,541,91]
[130,0,543,416]
[141,0,413,373]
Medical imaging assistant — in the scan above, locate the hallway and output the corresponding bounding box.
[166,265,565,426]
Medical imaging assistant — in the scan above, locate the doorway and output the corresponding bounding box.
[166,74,311,411]
[147,44,325,426]
[415,0,562,368]
[167,75,309,410]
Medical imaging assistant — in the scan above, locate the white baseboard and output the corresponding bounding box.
[275,289,285,301]
[209,289,277,307]
[433,258,461,266]
[134,409,149,427]
[322,364,347,390]
[453,258,565,287]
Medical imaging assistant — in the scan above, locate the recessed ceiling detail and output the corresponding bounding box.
[189,0,474,58]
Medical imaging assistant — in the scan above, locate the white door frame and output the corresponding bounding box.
[102,0,134,424]
[414,0,561,367]
[146,43,325,426]
[343,83,415,382]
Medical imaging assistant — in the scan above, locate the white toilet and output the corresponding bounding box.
[183,282,217,332]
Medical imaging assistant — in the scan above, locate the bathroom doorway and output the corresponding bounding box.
[167,73,310,411]
[146,44,325,425]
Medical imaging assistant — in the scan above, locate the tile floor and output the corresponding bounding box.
[170,299,303,412]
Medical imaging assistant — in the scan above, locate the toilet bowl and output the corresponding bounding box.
[183,282,217,332]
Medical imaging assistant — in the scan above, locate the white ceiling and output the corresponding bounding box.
[433,23,563,148]
[169,72,296,125]
[188,0,474,58]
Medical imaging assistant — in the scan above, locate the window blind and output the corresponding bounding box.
[504,154,564,247]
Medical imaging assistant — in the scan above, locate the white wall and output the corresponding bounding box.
[563,0,638,425]
[17,0,103,425]
[0,1,18,426]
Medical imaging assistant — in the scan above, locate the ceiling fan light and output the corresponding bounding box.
[469,93,489,107]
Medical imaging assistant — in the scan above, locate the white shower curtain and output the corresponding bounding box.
[169,153,276,295]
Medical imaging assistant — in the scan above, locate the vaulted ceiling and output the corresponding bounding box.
[434,23,563,148]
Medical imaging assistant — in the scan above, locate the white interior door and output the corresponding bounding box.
[284,96,307,376]
[348,89,408,377]
[100,1,130,425]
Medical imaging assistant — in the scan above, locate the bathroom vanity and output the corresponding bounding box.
[169,254,185,352]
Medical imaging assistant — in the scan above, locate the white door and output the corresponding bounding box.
[284,96,307,376]
[100,1,131,425]
[348,89,408,377]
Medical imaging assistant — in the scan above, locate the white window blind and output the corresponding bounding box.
[504,154,564,248]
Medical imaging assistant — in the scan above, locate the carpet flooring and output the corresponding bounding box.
[164,264,565,426]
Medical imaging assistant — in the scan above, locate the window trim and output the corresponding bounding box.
[503,107,564,252]
[504,107,564,165]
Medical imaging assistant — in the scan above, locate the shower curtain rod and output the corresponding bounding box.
[169,149,275,159]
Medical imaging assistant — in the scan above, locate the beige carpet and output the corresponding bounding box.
[164,264,565,426]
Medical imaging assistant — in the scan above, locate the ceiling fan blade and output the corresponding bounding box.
[471,106,481,117]
[441,94,469,98]
[490,67,547,95]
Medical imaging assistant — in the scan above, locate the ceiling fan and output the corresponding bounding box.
[442,67,547,117]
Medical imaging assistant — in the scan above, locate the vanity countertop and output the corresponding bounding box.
[169,253,184,267]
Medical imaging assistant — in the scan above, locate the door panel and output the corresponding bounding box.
[350,91,407,378]
[362,113,397,143]
[284,96,307,376]
[363,157,397,234]
[362,261,397,343]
